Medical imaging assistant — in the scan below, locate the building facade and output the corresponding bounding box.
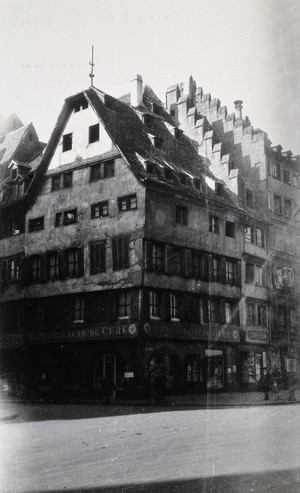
[0,75,299,399]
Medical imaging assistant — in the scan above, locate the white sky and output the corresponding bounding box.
[1,0,300,153]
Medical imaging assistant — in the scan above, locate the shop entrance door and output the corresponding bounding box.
[94,354,116,398]
[205,349,224,390]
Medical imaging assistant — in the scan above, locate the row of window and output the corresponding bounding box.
[271,162,299,187]
[62,123,100,152]
[273,194,299,219]
[0,290,241,331]
[145,240,242,285]
[28,194,138,232]
[50,159,115,192]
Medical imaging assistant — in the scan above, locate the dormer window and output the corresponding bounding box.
[62,133,72,152]
[74,100,88,112]
[143,115,153,128]
[89,124,100,144]
[165,169,173,181]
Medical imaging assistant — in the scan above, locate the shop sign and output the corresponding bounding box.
[27,323,138,344]
[246,329,269,344]
[0,333,24,348]
[143,322,240,343]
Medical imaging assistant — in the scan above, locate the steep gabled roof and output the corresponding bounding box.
[27,84,242,212]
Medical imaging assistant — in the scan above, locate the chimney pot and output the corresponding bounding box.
[234,100,243,119]
[130,74,143,106]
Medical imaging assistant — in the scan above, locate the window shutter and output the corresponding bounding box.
[130,289,139,320]
[90,243,97,274]
[220,257,226,284]
[233,303,240,325]
[58,250,67,279]
[165,245,173,275]
[208,254,214,282]
[123,239,130,269]
[112,239,118,270]
[143,289,150,319]
[202,298,209,323]
[107,291,116,322]
[78,247,84,276]
[40,254,46,282]
[144,241,152,271]
[202,254,209,281]
[1,259,8,281]
[163,291,171,321]
[236,260,242,286]
[220,299,226,324]
[184,249,193,277]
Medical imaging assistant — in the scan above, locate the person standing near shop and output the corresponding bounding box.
[262,369,272,401]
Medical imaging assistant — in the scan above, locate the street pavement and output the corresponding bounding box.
[0,393,300,492]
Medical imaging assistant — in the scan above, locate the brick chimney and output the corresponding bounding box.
[234,100,243,119]
[131,74,143,106]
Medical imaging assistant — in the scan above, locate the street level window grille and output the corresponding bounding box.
[89,124,100,144]
[284,199,292,218]
[91,201,108,219]
[209,215,220,234]
[225,221,235,238]
[118,291,130,318]
[274,195,282,214]
[149,290,160,319]
[73,296,85,322]
[118,194,137,212]
[28,216,44,232]
[90,241,106,274]
[62,133,72,152]
[170,293,180,321]
[176,206,188,225]
[112,237,129,271]
[1,256,22,281]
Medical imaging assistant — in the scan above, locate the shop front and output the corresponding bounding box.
[238,327,269,390]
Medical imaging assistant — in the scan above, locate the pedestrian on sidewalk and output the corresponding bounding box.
[262,369,272,401]
[273,380,280,401]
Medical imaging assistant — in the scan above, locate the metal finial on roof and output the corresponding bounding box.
[89,45,95,87]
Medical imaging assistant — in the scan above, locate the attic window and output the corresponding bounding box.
[154,137,163,149]
[143,115,153,128]
[62,133,72,152]
[89,124,100,144]
[151,103,161,115]
[165,169,173,181]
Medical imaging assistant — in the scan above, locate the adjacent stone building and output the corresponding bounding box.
[0,75,299,398]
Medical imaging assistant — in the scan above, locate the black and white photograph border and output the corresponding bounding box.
[0,1,300,492]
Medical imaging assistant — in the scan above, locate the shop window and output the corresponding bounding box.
[88,123,100,144]
[112,237,129,271]
[170,293,180,321]
[225,221,235,238]
[62,133,72,152]
[209,215,220,234]
[149,290,160,319]
[90,241,106,274]
[28,216,44,232]
[118,194,137,212]
[274,195,282,214]
[73,296,85,323]
[118,291,130,318]
[176,205,188,225]
[284,199,292,218]
[186,361,201,383]
[91,201,108,219]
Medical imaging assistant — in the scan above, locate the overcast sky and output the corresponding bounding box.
[1,0,300,153]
